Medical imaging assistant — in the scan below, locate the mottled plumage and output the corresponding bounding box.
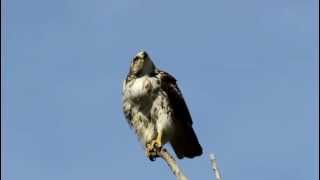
[122,51,202,160]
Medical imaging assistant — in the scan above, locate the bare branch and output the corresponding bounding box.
[209,153,222,180]
[157,148,188,180]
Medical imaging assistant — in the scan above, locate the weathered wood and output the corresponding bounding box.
[209,154,222,180]
[157,148,188,180]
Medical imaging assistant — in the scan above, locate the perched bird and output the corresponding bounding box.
[122,51,202,161]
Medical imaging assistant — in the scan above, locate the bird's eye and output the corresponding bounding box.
[133,57,139,63]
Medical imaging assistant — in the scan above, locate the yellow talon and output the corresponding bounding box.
[151,132,163,149]
[145,132,163,161]
[145,142,157,161]
[146,142,153,152]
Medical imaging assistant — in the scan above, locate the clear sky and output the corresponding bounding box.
[3,0,318,180]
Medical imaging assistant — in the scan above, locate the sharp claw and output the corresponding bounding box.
[149,155,155,161]
[146,142,157,161]
[147,149,158,161]
[146,138,162,161]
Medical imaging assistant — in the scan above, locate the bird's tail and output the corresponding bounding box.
[170,121,202,159]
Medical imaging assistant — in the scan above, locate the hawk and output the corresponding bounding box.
[122,51,202,161]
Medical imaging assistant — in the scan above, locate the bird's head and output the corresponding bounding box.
[129,51,156,77]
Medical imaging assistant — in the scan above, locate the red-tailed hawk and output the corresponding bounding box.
[122,51,202,161]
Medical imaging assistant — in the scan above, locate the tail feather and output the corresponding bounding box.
[170,121,202,159]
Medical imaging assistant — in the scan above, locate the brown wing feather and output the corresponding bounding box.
[157,70,202,159]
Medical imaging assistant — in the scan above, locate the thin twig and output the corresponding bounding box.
[209,153,222,180]
[157,148,188,180]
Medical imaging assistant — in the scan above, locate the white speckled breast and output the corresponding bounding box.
[122,75,163,145]
[124,76,160,102]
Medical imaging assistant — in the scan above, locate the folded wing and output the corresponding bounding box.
[157,70,203,159]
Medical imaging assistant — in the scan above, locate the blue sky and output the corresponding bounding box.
[3,0,318,180]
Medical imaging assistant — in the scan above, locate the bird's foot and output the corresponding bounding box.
[146,143,158,161]
[145,133,163,161]
[150,138,162,151]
